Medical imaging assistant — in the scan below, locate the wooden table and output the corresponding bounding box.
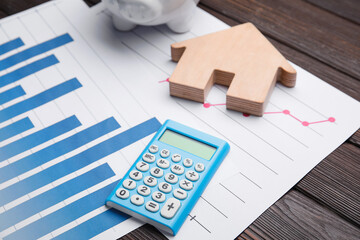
[1,0,359,239]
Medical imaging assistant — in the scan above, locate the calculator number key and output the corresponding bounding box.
[195,163,205,172]
[129,170,143,180]
[179,179,193,190]
[150,167,164,177]
[185,171,199,181]
[160,149,170,158]
[144,176,157,187]
[157,159,170,169]
[173,188,187,200]
[171,154,181,162]
[160,198,181,219]
[158,182,172,193]
[137,185,151,196]
[131,195,144,206]
[142,153,155,163]
[123,179,136,190]
[136,161,149,172]
[116,188,129,199]
[152,191,166,203]
[183,158,193,167]
[165,173,178,184]
[145,201,159,212]
[149,144,158,153]
[171,164,184,175]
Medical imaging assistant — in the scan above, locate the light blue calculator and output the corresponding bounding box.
[106,120,230,235]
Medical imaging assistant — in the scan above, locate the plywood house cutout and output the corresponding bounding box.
[169,23,297,116]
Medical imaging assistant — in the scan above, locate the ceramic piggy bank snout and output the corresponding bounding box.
[104,0,200,33]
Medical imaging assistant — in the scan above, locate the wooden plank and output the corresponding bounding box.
[200,0,360,81]
[349,129,360,147]
[119,224,166,240]
[237,190,360,240]
[305,0,360,24]
[0,0,48,16]
[295,143,360,225]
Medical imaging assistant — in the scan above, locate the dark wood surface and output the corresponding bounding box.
[0,0,359,239]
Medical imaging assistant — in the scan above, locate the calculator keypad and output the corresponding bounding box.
[146,201,159,212]
[185,171,199,181]
[160,198,181,219]
[131,195,144,205]
[158,182,172,193]
[136,161,149,172]
[165,173,178,184]
[137,185,151,196]
[150,167,164,177]
[183,158,193,167]
[144,176,157,187]
[129,170,143,180]
[123,179,136,190]
[152,191,166,202]
[179,179,193,190]
[157,159,170,169]
[120,145,207,220]
[171,164,184,175]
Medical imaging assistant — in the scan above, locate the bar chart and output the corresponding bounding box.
[0,31,161,239]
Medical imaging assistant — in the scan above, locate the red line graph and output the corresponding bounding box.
[159,79,335,127]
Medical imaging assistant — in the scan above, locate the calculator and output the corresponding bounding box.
[106,120,230,235]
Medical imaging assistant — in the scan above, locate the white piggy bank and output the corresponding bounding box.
[103,0,200,33]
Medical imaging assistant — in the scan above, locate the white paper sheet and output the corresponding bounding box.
[0,0,359,239]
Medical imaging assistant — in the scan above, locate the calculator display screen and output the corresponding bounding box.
[159,130,216,160]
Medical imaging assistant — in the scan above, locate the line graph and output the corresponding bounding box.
[158,79,336,127]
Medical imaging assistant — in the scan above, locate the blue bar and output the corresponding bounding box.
[0,78,82,124]
[0,163,114,232]
[0,117,120,183]
[0,38,24,56]
[4,182,118,240]
[0,55,59,88]
[0,115,81,162]
[54,209,129,240]
[0,86,26,105]
[0,34,72,71]
[0,117,159,205]
[0,117,34,142]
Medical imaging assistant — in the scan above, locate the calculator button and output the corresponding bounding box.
[160,149,170,158]
[195,163,205,172]
[171,154,181,162]
[131,195,144,206]
[185,171,199,181]
[158,182,172,193]
[137,185,151,196]
[157,159,170,169]
[173,188,187,200]
[165,173,178,184]
[150,167,164,177]
[152,191,166,203]
[149,145,158,153]
[179,179,193,190]
[145,201,159,212]
[171,164,184,175]
[136,161,149,172]
[144,176,157,187]
[129,170,143,180]
[116,188,129,199]
[142,153,155,163]
[160,198,181,219]
[183,158,193,167]
[123,179,136,190]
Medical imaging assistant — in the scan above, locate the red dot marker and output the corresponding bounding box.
[203,103,211,108]
[328,117,335,122]
[302,121,309,126]
[243,113,250,117]
[283,110,290,114]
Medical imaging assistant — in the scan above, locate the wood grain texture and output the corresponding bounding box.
[305,0,360,24]
[200,0,360,81]
[295,143,360,225]
[237,190,360,240]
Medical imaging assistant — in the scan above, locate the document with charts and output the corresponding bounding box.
[0,0,359,239]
